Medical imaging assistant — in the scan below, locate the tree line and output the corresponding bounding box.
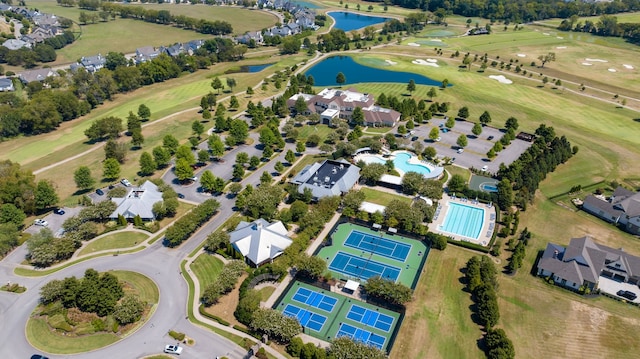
[365,0,639,23]
[558,14,640,45]
[164,199,220,247]
[99,2,233,35]
[465,256,515,359]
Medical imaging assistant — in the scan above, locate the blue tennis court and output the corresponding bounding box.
[283,304,327,332]
[329,252,401,282]
[336,323,386,349]
[344,230,412,261]
[292,287,338,312]
[346,304,395,332]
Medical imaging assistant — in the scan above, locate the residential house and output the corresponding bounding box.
[2,39,31,50]
[32,13,60,27]
[295,10,317,29]
[162,43,184,57]
[184,40,205,55]
[287,88,400,127]
[582,186,640,235]
[229,218,293,267]
[537,236,640,291]
[12,7,39,19]
[78,53,106,72]
[135,46,161,64]
[290,159,361,200]
[22,26,59,45]
[18,68,57,84]
[0,78,15,92]
[0,4,13,12]
[266,26,293,37]
[236,31,263,45]
[109,181,164,221]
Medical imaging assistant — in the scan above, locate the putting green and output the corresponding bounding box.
[416,39,449,47]
[422,29,456,37]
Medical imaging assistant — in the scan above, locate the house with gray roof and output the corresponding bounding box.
[0,78,15,92]
[2,39,31,50]
[109,181,164,221]
[162,43,184,57]
[135,46,161,64]
[229,218,292,267]
[291,159,360,201]
[582,186,640,235]
[236,31,263,46]
[0,4,13,11]
[537,236,640,292]
[185,40,204,54]
[79,53,106,72]
[18,68,57,84]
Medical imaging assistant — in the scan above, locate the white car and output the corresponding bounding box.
[435,137,441,142]
[121,178,132,187]
[190,176,198,182]
[34,219,48,226]
[482,165,489,171]
[164,344,183,355]
[457,148,464,154]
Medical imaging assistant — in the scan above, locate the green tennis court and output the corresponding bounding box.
[317,223,428,288]
[275,281,401,352]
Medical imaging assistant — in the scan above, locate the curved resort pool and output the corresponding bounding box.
[355,151,443,179]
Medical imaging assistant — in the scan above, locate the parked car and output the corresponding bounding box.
[482,165,489,171]
[177,193,185,199]
[435,137,441,142]
[487,135,494,140]
[96,188,104,196]
[190,176,198,182]
[121,178,132,187]
[53,208,65,215]
[164,344,183,355]
[34,219,48,226]
[617,290,637,301]
[457,148,464,154]
[411,136,419,141]
[450,157,456,163]
[31,355,49,359]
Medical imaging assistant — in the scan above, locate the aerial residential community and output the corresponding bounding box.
[0,0,639,358]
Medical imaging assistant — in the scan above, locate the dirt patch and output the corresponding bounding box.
[203,272,248,327]
[66,308,100,324]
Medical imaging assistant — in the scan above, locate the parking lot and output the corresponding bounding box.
[410,119,533,173]
[24,206,83,237]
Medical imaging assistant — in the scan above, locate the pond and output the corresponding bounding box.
[305,56,447,87]
[290,0,323,9]
[328,11,390,31]
[225,63,273,74]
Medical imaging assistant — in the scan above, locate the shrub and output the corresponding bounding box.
[169,330,186,341]
[48,313,73,332]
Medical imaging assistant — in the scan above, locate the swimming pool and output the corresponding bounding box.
[440,202,484,239]
[393,152,431,175]
[356,151,443,179]
[481,183,498,192]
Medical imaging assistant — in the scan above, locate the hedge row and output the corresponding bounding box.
[164,199,220,247]
[198,304,230,326]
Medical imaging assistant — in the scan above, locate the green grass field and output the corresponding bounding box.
[78,231,149,256]
[359,187,412,206]
[26,270,158,354]
[257,286,276,302]
[537,12,640,27]
[191,253,224,295]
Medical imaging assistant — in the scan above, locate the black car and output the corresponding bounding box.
[487,135,494,140]
[617,290,637,301]
[53,208,65,215]
[31,355,50,359]
[177,193,185,199]
[96,188,104,196]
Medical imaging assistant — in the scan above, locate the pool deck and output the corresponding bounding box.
[428,193,496,246]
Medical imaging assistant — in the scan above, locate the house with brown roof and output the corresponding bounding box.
[582,186,640,235]
[537,236,640,292]
[18,68,57,84]
[287,88,400,127]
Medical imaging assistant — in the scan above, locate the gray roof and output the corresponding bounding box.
[291,159,360,199]
[584,187,640,220]
[163,43,184,57]
[538,236,640,285]
[229,219,292,266]
[0,78,14,91]
[110,181,163,220]
[80,54,106,72]
[136,46,160,63]
[2,39,30,50]
[18,68,56,83]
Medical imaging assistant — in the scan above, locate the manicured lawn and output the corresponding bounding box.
[359,187,412,206]
[297,123,333,143]
[391,246,483,359]
[191,253,224,295]
[446,165,472,182]
[27,270,157,354]
[111,270,160,304]
[26,318,119,355]
[78,231,149,256]
[257,286,276,302]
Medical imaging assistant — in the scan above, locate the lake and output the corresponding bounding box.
[225,63,273,74]
[305,56,447,87]
[290,0,323,9]
[327,11,390,31]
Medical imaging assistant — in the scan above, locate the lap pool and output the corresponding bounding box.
[440,202,484,239]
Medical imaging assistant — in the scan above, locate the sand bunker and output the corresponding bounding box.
[430,39,443,42]
[407,42,420,47]
[585,58,608,63]
[489,75,513,84]
[556,46,567,49]
[608,68,617,72]
[581,62,593,66]
[556,36,564,39]
[426,59,438,63]
[542,32,550,36]
[623,64,634,70]
[517,54,526,57]
[385,60,397,65]
[412,59,439,67]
